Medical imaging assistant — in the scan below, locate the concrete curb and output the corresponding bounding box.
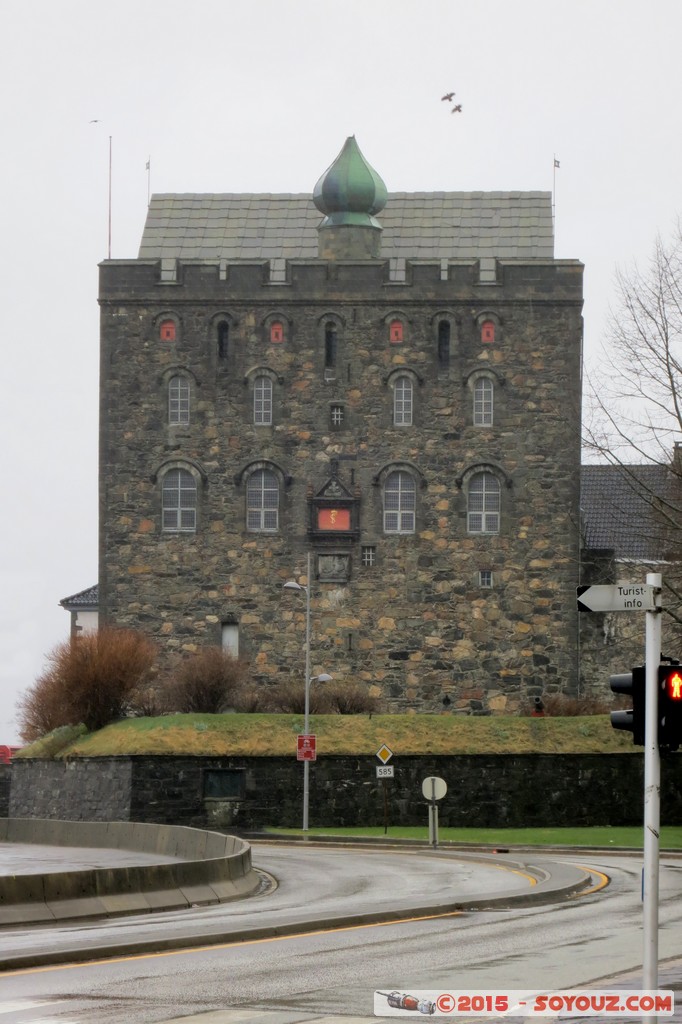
[0,819,260,927]
[0,849,595,971]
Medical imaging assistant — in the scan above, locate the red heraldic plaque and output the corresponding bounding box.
[317,508,350,531]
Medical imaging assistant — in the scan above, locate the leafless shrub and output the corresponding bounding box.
[325,680,380,715]
[265,680,333,714]
[17,628,156,740]
[163,647,249,714]
[523,693,619,717]
[127,684,164,718]
[231,686,271,713]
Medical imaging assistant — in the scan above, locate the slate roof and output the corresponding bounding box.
[581,464,676,561]
[138,192,554,262]
[59,584,99,609]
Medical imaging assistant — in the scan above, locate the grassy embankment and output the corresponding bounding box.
[19,712,637,759]
[17,715,667,848]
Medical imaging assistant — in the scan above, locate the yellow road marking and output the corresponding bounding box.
[569,864,610,896]
[0,910,464,976]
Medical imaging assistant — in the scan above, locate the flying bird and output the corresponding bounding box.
[441,92,455,102]
[89,119,101,123]
[451,104,463,113]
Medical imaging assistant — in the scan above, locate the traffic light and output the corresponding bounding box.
[610,666,645,745]
[658,665,682,751]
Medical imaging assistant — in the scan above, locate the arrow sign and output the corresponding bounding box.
[576,584,657,613]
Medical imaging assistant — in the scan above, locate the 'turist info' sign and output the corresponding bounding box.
[576,583,657,613]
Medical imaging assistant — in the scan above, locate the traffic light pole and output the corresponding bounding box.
[643,571,662,1016]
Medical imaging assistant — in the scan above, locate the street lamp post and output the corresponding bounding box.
[283,551,331,832]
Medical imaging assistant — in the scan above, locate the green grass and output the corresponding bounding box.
[18,712,638,759]
[267,825,682,849]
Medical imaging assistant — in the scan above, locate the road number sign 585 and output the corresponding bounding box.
[376,765,395,778]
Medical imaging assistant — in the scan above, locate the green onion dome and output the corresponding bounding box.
[313,137,387,227]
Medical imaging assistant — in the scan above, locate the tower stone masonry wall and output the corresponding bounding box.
[99,255,583,713]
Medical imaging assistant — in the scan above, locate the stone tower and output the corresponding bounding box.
[98,138,584,713]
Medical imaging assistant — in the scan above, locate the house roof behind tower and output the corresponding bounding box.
[580,464,675,562]
[138,191,554,261]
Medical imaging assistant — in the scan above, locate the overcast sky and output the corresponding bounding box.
[1,0,680,743]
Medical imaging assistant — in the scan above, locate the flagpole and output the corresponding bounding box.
[552,155,560,233]
[146,156,151,207]
[108,136,112,260]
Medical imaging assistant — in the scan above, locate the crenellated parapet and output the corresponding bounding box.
[100,256,583,305]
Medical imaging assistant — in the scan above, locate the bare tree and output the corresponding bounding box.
[17,628,156,740]
[584,224,682,632]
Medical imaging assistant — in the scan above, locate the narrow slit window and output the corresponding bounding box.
[218,322,229,359]
[438,321,450,368]
[325,322,337,369]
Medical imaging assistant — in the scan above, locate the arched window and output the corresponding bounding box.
[168,376,190,425]
[162,469,197,533]
[217,322,229,359]
[254,375,273,425]
[384,471,416,534]
[394,376,413,426]
[389,319,404,344]
[438,320,450,368]
[473,378,493,426]
[246,469,279,532]
[467,472,500,534]
[481,319,495,344]
[160,319,176,342]
[270,321,284,344]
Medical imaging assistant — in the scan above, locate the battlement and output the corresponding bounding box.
[99,256,583,304]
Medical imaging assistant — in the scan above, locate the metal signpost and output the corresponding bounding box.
[577,573,663,1016]
[376,746,394,834]
[422,776,447,848]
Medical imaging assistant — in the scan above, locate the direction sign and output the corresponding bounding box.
[376,744,394,764]
[297,734,317,761]
[576,584,657,613]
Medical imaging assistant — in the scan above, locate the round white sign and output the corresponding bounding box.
[421,776,447,801]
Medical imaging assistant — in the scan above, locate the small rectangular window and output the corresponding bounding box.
[362,546,376,567]
[331,405,344,426]
[222,622,239,655]
[479,570,493,588]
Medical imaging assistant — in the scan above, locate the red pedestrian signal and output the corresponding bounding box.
[664,670,682,701]
[658,665,682,751]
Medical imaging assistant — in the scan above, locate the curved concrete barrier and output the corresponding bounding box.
[0,818,261,925]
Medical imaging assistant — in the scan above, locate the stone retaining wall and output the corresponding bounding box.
[8,753,682,829]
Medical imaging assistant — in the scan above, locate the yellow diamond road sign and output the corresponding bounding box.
[376,744,394,764]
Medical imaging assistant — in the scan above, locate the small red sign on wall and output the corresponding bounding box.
[297,734,317,761]
[317,508,350,531]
